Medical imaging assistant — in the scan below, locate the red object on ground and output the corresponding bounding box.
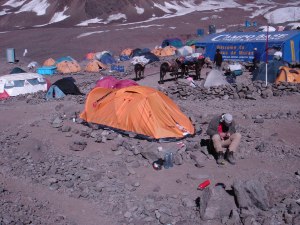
[198,179,211,190]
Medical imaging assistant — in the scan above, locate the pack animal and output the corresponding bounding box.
[179,57,206,80]
[159,60,180,84]
[134,63,145,80]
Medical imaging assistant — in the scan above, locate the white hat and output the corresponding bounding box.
[223,113,233,124]
[254,48,257,50]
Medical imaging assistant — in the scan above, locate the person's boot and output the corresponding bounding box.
[227,151,236,165]
[216,152,225,165]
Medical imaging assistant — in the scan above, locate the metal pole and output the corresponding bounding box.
[265,25,269,86]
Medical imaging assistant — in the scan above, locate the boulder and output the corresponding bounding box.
[232,179,270,211]
[199,186,236,220]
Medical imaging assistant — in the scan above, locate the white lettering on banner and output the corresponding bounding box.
[211,33,289,42]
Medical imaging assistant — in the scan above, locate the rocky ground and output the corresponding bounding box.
[0,55,300,225]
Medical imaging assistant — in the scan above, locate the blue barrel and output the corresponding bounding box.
[245,20,251,27]
[252,22,257,27]
[197,28,204,36]
[6,48,15,63]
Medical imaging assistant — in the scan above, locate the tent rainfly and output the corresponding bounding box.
[80,86,195,140]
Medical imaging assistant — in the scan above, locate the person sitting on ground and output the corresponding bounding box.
[213,49,223,70]
[206,113,241,165]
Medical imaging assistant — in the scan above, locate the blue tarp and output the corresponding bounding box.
[195,31,300,63]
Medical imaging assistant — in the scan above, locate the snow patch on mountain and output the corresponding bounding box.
[76,18,103,26]
[15,0,50,16]
[265,7,300,24]
[135,5,144,14]
[106,13,127,24]
[49,6,70,24]
[3,0,26,8]
[77,30,110,38]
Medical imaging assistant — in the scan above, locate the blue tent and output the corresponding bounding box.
[56,56,75,63]
[46,85,66,100]
[252,60,285,83]
[142,52,159,64]
[161,38,183,48]
[195,31,300,63]
[100,53,117,65]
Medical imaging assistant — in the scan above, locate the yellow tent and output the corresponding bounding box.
[275,66,300,84]
[85,60,107,72]
[56,61,81,74]
[152,46,177,57]
[80,86,195,140]
[121,48,133,56]
[43,58,56,66]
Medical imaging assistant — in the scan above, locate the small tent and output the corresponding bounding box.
[56,60,81,74]
[56,56,75,63]
[204,70,229,88]
[85,60,107,72]
[114,79,138,89]
[0,73,48,99]
[120,48,133,61]
[152,46,177,57]
[99,53,116,65]
[141,52,160,64]
[10,67,26,74]
[176,46,194,56]
[85,52,95,60]
[252,60,285,83]
[43,58,56,66]
[161,38,183,48]
[45,85,66,100]
[80,86,195,140]
[95,76,118,89]
[46,77,82,99]
[95,76,139,89]
[275,66,300,84]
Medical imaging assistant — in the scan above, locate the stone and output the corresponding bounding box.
[181,197,195,208]
[61,126,71,132]
[199,186,236,220]
[254,118,264,123]
[174,153,183,165]
[232,179,270,211]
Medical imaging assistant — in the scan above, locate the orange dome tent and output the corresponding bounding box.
[80,86,195,140]
[85,52,95,60]
[56,60,81,74]
[121,48,133,56]
[85,60,107,72]
[152,46,177,57]
[43,58,56,66]
[275,66,300,84]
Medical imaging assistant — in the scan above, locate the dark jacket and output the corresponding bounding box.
[253,50,261,63]
[206,114,236,137]
[214,52,223,67]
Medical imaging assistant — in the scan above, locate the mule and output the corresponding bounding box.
[179,57,206,80]
[134,63,145,80]
[159,60,180,84]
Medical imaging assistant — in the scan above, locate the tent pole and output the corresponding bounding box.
[265,25,269,86]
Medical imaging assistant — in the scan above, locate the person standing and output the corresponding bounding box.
[206,113,241,165]
[253,48,261,70]
[213,49,223,70]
